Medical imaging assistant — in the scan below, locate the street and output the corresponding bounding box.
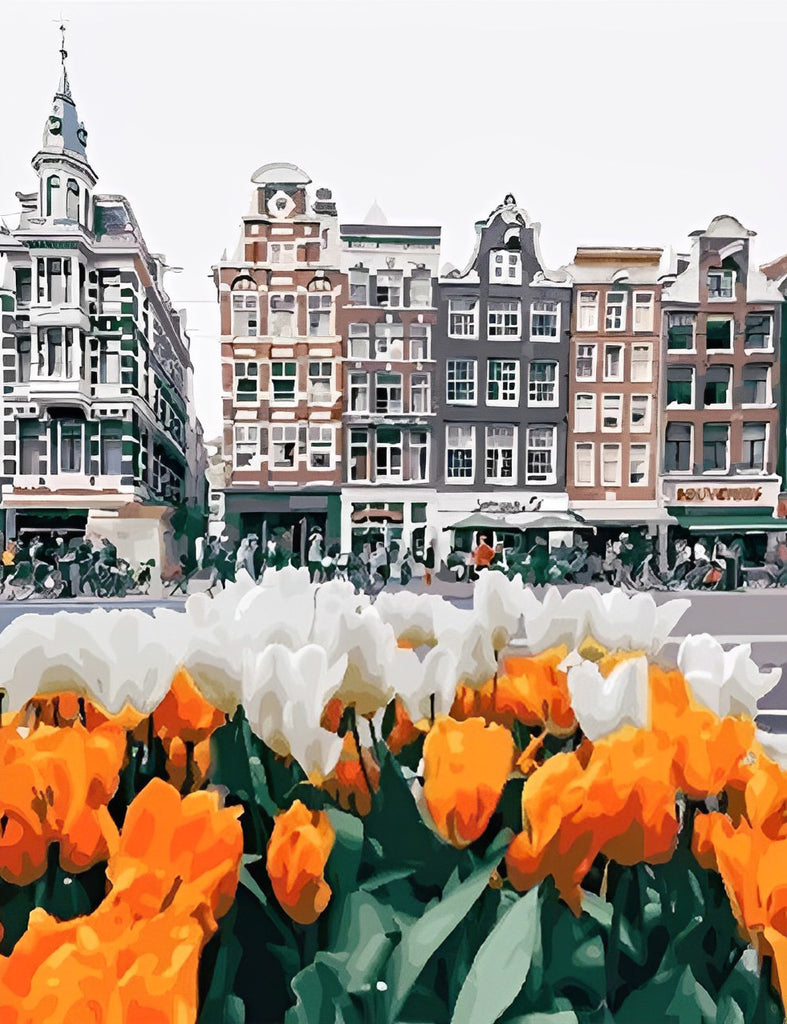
[0,588,785,729]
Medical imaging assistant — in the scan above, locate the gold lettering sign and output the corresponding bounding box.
[676,486,763,502]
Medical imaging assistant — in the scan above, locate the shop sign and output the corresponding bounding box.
[476,498,543,514]
[676,486,764,502]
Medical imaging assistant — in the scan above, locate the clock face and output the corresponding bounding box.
[48,116,63,137]
[77,127,88,146]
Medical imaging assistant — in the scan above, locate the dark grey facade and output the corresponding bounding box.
[434,196,571,507]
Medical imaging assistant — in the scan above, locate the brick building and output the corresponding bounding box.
[213,163,345,557]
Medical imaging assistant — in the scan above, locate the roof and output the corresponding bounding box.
[251,162,311,185]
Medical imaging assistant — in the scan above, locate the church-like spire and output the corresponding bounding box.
[38,22,89,163]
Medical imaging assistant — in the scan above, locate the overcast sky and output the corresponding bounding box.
[3,0,787,440]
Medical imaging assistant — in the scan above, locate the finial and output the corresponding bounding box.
[53,14,69,63]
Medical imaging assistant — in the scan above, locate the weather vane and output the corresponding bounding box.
[53,14,69,63]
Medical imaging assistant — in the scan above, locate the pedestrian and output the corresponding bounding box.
[528,536,550,586]
[307,529,324,581]
[471,534,496,574]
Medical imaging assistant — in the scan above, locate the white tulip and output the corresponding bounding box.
[566,655,650,741]
[677,634,781,719]
[396,645,459,723]
[317,606,399,717]
[473,572,525,652]
[373,591,455,648]
[441,619,498,691]
[755,728,787,769]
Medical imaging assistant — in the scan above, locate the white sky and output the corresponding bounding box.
[3,0,787,441]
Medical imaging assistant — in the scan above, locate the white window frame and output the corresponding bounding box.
[601,394,623,432]
[601,443,622,487]
[666,366,695,408]
[605,291,627,332]
[349,270,369,306]
[632,291,655,332]
[666,312,697,353]
[308,425,335,471]
[702,422,730,474]
[629,443,649,487]
[744,313,773,353]
[446,359,477,405]
[307,360,333,405]
[574,442,595,487]
[410,373,431,414]
[528,360,558,407]
[350,427,370,481]
[489,249,522,285]
[270,360,298,405]
[375,371,403,415]
[706,315,734,352]
[485,425,517,484]
[577,291,599,331]
[530,300,560,341]
[375,427,403,481]
[231,292,258,337]
[269,293,296,338]
[234,360,259,403]
[703,365,733,410]
[376,271,402,308]
[234,423,261,469]
[707,268,735,301]
[409,269,432,308]
[603,344,623,382]
[630,394,651,432]
[308,293,332,337]
[348,371,369,413]
[630,343,653,383]
[576,343,597,381]
[271,425,299,470]
[525,425,556,485]
[348,323,370,359]
[445,424,475,482]
[742,422,768,473]
[742,364,771,408]
[574,393,596,433]
[409,324,431,361]
[664,422,693,475]
[408,429,429,481]
[487,300,521,339]
[448,298,479,339]
[487,359,519,406]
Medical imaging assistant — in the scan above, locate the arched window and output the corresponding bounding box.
[66,180,80,221]
[46,175,60,217]
[230,277,258,337]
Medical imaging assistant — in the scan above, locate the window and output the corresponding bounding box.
[487,301,521,338]
[629,444,649,485]
[100,422,123,475]
[409,430,428,480]
[630,395,651,431]
[308,361,333,404]
[703,365,731,408]
[15,269,31,306]
[349,270,368,305]
[272,426,302,469]
[43,327,65,377]
[374,323,404,360]
[703,423,729,472]
[602,394,622,431]
[349,372,369,412]
[630,344,653,383]
[269,242,295,264]
[60,421,83,473]
[446,360,476,404]
[231,291,258,335]
[269,293,295,337]
[308,426,334,469]
[348,323,369,359]
[603,345,623,381]
[667,366,694,406]
[665,423,692,473]
[574,393,596,432]
[707,268,735,300]
[234,424,260,468]
[742,364,770,406]
[577,291,599,331]
[350,428,369,481]
[410,324,430,361]
[666,312,695,351]
[706,316,733,351]
[576,343,597,380]
[409,269,431,307]
[46,175,60,217]
[234,361,258,403]
[745,313,772,350]
[633,292,654,332]
[66,180,80,220]
[411,373,431,414]
[528,361,558,406]
[376,427,403,480]
[601,444,621,486]
[375,372,403,414]
[308,294,332,336]
[376,271,402,307]
[530,300,559,339]
[574,443,594,487]
[487,359,519,405]
[525,426,555,484]
[271,361,297,404]
[742,423,767,471]
[98,340,120,384]
[44,258,72,305]
[19,420,42,475]
[16,337,31,382]
[448,298,478,338]
[489,250,522,284]
[446,425,474,481]
[485,425,516,483]
[605,291,627,331]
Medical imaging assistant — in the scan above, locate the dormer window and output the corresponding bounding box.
[489,250,522,285]
[707,268,735,300]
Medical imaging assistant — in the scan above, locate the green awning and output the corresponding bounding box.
[670,512,787,533]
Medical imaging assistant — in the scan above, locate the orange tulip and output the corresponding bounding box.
[152,668,225,746]
[321,733,380,816]
[267,800,335,925]
[422,716,514,848]
[386,699,421,755]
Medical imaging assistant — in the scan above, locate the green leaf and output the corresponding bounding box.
[385,830,511,1018]
[505,1013,579,1024]
[450,887,539,1024]
[197,903,245,1024]
[324,807,363,899]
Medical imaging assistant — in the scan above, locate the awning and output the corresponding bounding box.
[669,509,787,533]
[351,507,404,524]
[444,512,594,533]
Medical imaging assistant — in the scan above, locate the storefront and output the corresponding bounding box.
[340,488,438,560]
[568,502,678,572]
[223,490,341,563]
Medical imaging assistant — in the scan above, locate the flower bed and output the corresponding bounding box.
[0,570,785,1022]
